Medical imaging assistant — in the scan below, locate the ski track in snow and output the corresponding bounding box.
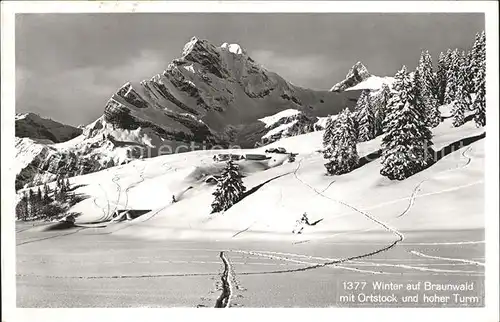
[92,183,111,222]
[294,145,480,244]
[16,227,87,247]
[231,249,393,275]
[110,174,122,218]
[401,240,484,246]
[233,250,483,276]
[292,157,405,258]
[214,251,233,308]
[397,145,472,219]
[410,250,485,267]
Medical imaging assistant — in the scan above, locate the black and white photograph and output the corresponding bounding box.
[1,1,499,320]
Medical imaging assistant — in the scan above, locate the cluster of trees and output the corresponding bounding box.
[437,31,486,127]
[323,30,486,180]
[16,176,76,221]
[211,159,246,213]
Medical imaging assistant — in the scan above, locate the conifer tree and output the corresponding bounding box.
[473,66,486,127]
[452,61,469,127]
[356,92,376,142]
[43,183,52,205]
[27,189,35,219]
[36,186,43,203]
[324,108,359,175]
[464,49,475,96]
[413,67,426,120]
[16,192,29,220]
[444,49,460,105]
[471,31,486,127]
[380,66,433,180]
[374,83,391,136]
[436,51,448,105]
[354,90,375,142]
[322,115,336,159]
[32,186,42,218]
[416,51,441,127]
[211,159,246,213]
[470,31,486,94]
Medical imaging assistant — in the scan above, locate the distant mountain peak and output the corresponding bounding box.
[15,112,82,144]
[220,42,246,55]
[349,61,371,79]
[330,61,372,92]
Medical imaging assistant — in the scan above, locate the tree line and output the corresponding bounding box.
[16,176,79,221]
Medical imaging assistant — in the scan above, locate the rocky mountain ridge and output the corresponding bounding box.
[15,37,358,189]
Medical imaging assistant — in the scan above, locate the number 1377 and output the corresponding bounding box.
[342,282,367,291]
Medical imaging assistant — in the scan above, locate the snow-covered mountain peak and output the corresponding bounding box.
[350,61,371,79]
[181,36,200,56]
[330,61,372,92]
[220,42,246,55]
[330,61,395,93]
[181,36,218,58]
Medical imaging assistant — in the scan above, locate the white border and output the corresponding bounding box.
[1,2,498,322]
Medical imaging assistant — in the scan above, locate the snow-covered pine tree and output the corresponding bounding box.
[324,108,359,175]
[473,64,486,127]
[451,58,469,127]
[470,31,486,96]
[471,31,486,127]
[412,67,426,121]
[211,159,246,213]
[357,93,376,142]
[380,65,433,180]
[459,50,472,104]
[444,49,461,105]
[436,51,448,105]
[464,49,475,96]
[354,90,375,142]
[417,51,441,127]
[374,83,391,136]
[322,115,336,159]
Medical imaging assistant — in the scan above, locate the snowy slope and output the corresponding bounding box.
[345,75,395,92]
[31,117,484,241]
[258,109,301,127]
[256,109,319,146]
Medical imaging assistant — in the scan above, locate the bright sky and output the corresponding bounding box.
[16,13,484,126]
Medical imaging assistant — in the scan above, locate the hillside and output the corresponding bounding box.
[15,113,82,143]
[29,116,483,241]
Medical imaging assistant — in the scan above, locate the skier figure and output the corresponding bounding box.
[301,212,311,225]
[172,195,177,203]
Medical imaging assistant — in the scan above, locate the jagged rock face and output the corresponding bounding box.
[15,137,117,190]
[15,37,359,188]
[330,62,371,92]
[15,113,82,143]
[99,36,355,136]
